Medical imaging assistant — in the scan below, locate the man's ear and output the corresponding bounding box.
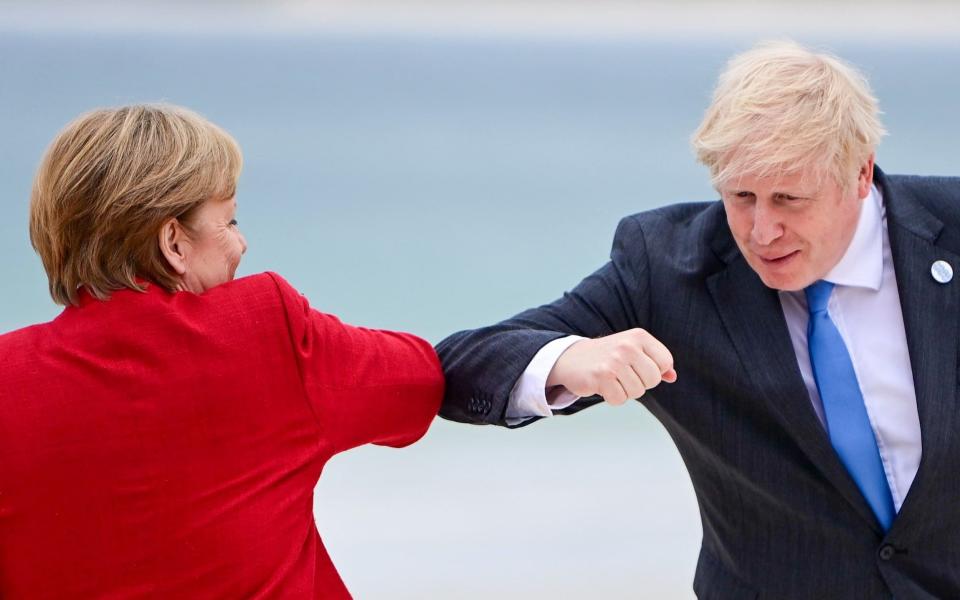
[856,153,875,200]
[158,217,188,276]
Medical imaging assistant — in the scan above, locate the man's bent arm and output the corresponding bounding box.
[436,215,653,427]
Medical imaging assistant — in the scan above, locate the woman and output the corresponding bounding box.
[0,105,443,598]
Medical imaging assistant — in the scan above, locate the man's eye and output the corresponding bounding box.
[229,219,238,226]
[736,191,753,198]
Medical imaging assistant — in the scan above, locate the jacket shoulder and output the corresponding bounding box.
[618,201,725,242]
[145,273,309,350]
[614,200,728,273]
[885,173,960,216]
[0,321,47,372]
[619,200,719,226]
[214,271,294,299]
[885,173,960,195]
[202,272,303,315]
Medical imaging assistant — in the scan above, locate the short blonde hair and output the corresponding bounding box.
[691,40,885,190]
[30,104,243,306]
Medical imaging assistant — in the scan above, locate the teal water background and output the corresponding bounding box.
[2,29,958,598]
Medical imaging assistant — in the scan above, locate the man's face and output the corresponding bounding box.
[720,158,874,291]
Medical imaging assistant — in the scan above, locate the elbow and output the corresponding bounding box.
[375,338,445,448]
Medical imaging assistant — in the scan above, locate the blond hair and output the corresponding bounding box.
[691,40,885,190]
[29,104,243,306]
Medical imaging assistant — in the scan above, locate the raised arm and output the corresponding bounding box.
[437,214,674,426]
[269,273,444,454]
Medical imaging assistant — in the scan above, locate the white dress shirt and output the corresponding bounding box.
[507,185,922,510]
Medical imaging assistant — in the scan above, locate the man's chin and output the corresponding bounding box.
[754,267,811,292]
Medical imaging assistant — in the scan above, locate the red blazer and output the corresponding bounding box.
[0,272,443,598]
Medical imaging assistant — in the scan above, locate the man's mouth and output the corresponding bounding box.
[757,250,800,265]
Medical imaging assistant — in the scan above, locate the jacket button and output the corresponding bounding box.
[878,544,896,561]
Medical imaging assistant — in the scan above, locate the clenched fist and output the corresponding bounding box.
[546,328,677,405]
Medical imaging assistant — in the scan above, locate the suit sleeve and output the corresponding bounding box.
[268,272,444,454]
[437,215,651,426]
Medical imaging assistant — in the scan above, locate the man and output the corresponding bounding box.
[437,40,960,599]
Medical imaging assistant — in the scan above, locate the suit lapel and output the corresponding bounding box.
[880,171,960,529]
[706,254,883,529]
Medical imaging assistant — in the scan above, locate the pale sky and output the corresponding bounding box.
[1,0,959,39]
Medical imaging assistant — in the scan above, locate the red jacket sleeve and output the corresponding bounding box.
[267,272,443,455]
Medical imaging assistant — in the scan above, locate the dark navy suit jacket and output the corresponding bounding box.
[438,168,960,599]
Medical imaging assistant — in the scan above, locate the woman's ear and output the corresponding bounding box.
[158,217,188,276]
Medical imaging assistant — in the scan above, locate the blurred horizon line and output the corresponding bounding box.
[2,1,959,40]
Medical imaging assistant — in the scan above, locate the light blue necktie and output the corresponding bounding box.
[805,280,896,531]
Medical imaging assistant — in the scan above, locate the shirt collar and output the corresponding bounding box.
[823,183,883,291]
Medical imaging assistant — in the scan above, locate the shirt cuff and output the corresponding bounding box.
[505,335,584,425]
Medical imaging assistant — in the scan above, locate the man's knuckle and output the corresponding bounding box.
[594,365,616,381]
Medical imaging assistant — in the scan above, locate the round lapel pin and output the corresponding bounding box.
[931,260,953,284]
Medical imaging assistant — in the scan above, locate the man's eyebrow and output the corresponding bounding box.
[772,190,813,198]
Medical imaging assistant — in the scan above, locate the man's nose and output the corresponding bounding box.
[750,202,784,246]
[239,233,248,255]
